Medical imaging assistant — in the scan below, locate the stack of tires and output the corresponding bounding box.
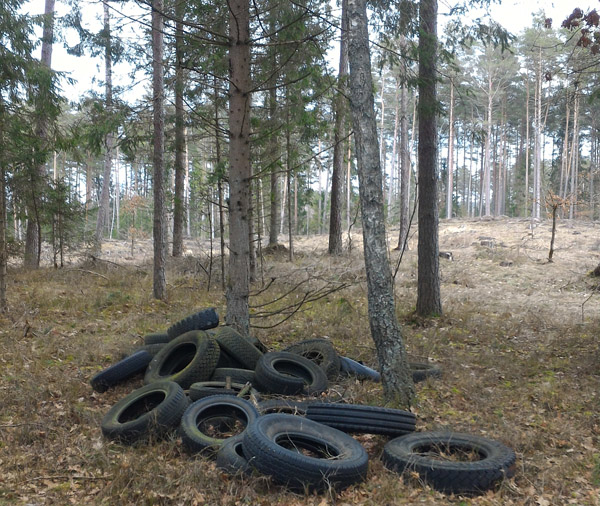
[90,307,515,495]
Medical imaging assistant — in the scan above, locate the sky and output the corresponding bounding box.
[24,0,600,100]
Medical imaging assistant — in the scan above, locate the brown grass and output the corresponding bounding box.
[1,217,599,505]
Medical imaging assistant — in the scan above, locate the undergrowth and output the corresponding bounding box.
[1,221,599,505]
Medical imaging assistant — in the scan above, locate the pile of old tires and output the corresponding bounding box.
[90,308,516,495]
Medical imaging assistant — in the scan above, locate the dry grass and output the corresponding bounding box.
[1,218,599,505]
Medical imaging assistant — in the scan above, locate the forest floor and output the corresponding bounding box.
[0,217,599,505]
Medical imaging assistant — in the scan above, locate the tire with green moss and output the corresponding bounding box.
[101,380,188,443]
[144,330,220,388]
[254,352,328,395]
[179,395,259,454]
[214,326,263,370]
[283,338,341,380]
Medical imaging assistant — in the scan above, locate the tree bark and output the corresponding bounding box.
[152,0,167,300]
[24,0,55,268]
[172,1,186,257]
[397,81,410,251]
[347,0,414,407]
[445,78,454,219]
[416,0,442,317]
[94,1,114,254]
[226,0,251,336]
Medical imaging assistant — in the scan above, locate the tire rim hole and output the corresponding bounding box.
[159,344,197,375]
[275,434,341,460]
[413,443,486,463]
[301,351,324,365]
[198,415,246,439]
[118,391,166,423]
[273,361,312,383]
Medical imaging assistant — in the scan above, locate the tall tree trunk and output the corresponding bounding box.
[483,74,493,216]
[524,75,530,217]
[152,0,167,300]
[328,0,348,255]
[388,80,399,211]
[397,81,410,250]
[94,1,114,253]
[267,84,281,246]
[446,78,454,219]
[0,158,6,310]
[533,48,542,220]
[24,0,55,268]
[416,0,442,317]
[347,0,414,406]
[226,0,251,335]
[569,87,580,220]
[172,1,186,257]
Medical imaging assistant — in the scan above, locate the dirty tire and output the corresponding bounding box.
[101,380,188,443]
[167,307,219,340]
[306,403,416,436]
[188,381,260,402]
[179,395,259,454]
[144,330,219,388]
[143,332,170,345]
[214,326,263,370]
[410,361,442,383]
[338,356,381,382]
[216,433,253,476]
[382,431,517,495]
[254,351,328,395]
[211,367,256,385]
[283,338,341,381]
[90,350,152,393]
[242,414,369,492]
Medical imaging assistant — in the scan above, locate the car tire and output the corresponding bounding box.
[382,431,517,495]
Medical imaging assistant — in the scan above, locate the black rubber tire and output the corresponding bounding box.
[132,343,167,358]
[410,361,442,383]
[101,380,188,443]
[144,330,220,388]
[339,356,381,382]
[90,350,153,393]
[214,326,263,370]
[283,338,341,381]
[143,332,170,345]
[257,398,309,416]
[211,367,256,385]
[216,433,253,476]
[242,413,369,492]
[254,351,328,395]
[188,381,261,402]
[382,431,517,495]
[167,307,219,340]
[247,335,269,353]
[179,395,260,454]
[306,403,415,436]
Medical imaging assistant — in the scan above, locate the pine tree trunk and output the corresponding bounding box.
[226,0,251,335]
[446,79,454,219]
[172,2,186,257]
[24,0,55,268]
[397,81,410,250]
[152,0,167,300]
[328,0,348,255]
[416,0,442,317]
[94,1,113,254]
[0,160,6,310]
[347,0,414,406]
